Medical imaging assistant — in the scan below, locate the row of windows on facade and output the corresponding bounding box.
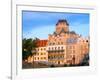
[49,60,64,64]
[36,48,46,51]
[48,42,63,45]
[35,52,46,55]
[67,54,75,59]
[34,57,46,60]
[35,46,76,51]
[48,50,76,54]
[48,46,64,50]
[35,45,87,52]
[48,39,88,46]
[67,38,89,44]
[48,38,78,46]
[79,40,89,43]
[36,46,66,51]
[48,45,76,51]
[50,35,65,39]
[35,48,76,54]
[48,55,64,59]
[36,46,64,51]
[67,50,76,54]
[35,50,75,55]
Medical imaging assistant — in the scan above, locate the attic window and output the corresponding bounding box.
[86,40,88,43]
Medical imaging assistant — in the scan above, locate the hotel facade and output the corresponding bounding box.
[29,19,89,66]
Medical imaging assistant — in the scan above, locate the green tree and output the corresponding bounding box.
[22,38,39,61]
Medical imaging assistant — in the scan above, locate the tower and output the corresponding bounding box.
[55,19,69,34]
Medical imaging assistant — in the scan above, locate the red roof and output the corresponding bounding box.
[36,40,48,47]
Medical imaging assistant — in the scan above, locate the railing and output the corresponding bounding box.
[48,57,64,60]
[47,49,64,53]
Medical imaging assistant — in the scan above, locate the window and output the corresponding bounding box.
[44,57,46,59]
[86,40,88,43]
[34,57,36,60]
[54,55,56,58]
[41,53,43,55]
[58,47,60,50]
[44,48,46,50]
[67,38,77,44]
[53,43,55,45]
[61,42,63,44]
[52,47,53,50]
[61,47,63,49]
[41,48,43,51]
[73,50,75,53]
[49,47,50,50]
[49,42,51,45]
[55,47,57,50]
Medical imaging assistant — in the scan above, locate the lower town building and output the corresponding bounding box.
[34,40,48,63]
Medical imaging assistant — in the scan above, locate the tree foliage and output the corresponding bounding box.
[22,38,39,60]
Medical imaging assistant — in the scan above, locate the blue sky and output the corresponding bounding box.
[22,11,89,39]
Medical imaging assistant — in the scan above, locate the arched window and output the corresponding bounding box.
[55,47,57,50]
[53,43,55,45]
[61,46,63,49]
[58,47,60,50]
[49,47,50,50]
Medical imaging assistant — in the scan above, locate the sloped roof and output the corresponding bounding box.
[56,19,69,26]
[36,40,48,47]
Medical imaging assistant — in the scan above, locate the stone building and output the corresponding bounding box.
[47,19,89,65]
[31,19,89,66]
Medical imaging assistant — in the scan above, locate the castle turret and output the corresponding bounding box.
[55,19,69,34]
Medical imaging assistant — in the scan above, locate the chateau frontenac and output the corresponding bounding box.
[27,19,89,66]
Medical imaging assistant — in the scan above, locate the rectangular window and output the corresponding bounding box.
[44,57,46,59]
[44,48,46,50]
[44,53,45,55]
[41,53,43,55]
[73,50,75,53]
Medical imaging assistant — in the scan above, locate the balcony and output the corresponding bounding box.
[47,49,64,53]
[48,57,64,60]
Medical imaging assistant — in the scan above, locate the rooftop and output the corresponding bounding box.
[56,19,69,26]
[36,40,48,47]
